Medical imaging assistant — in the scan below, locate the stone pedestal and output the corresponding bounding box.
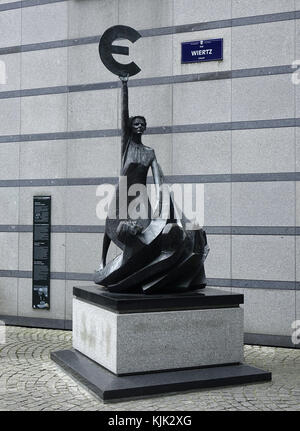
[51,286,271,402]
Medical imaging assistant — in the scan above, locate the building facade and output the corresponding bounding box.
[0,0,299,348]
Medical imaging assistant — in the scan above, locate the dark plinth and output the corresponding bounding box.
[73,285,243,313]
[51,349,271,403]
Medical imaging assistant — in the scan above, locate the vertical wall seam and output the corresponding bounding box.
[294,0,297,329]
[230,0,233,296]
[171,0,174,178]
[64,0,70,325]
[17,1,23,317]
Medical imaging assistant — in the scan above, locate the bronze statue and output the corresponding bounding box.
[94,26,209,294]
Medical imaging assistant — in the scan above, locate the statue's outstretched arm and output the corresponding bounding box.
[120,75,129,160]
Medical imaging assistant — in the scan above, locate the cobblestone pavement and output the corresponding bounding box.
[0,326,299,411]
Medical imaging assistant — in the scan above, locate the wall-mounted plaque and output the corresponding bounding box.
[32,196,51,310]
[181,38,223,63]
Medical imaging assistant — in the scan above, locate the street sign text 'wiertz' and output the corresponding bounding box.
[181,38,223,64]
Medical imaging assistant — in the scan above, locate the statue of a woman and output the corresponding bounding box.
[98,75,163,269]
[94,76,209,294]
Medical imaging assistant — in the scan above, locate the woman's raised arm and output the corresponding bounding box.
[120,75,129,160]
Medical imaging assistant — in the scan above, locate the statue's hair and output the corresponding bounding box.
[128,116,147,129]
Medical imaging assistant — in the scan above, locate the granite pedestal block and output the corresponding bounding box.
[72,291,244,375]
[51,286,271,402]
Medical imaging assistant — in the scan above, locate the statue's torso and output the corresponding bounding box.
[121,141,154,184]
[105,141,155,248]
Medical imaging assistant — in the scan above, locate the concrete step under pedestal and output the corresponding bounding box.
[51,349,271,403]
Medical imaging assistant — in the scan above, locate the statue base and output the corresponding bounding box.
[51,286,271,402]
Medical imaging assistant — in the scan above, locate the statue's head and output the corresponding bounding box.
[128,116,147,136]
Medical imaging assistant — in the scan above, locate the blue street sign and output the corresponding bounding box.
[181,38,223,63]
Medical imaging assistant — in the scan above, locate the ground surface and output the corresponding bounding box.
[0,326,299,411]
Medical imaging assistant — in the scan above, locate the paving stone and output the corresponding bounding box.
[0,326,299,410]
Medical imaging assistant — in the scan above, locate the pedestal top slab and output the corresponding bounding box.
[73,286,243,313]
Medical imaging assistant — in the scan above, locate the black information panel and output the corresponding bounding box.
[32,196,51,310]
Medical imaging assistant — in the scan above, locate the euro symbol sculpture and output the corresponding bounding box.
[99,25,141,77]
